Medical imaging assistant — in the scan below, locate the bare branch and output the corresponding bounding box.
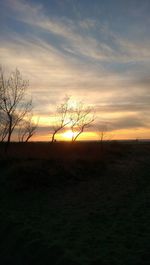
[51,96,71,142]
[18,114,38,142]
[0,67,32,146]
[70,102,95,142]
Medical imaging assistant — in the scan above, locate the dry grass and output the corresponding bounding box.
[0,141,150,265]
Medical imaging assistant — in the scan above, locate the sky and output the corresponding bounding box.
[0,0,150,141]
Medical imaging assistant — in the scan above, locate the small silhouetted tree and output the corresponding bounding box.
[51,96,70,142]
[96,123,113,151]
[96,124,108,151]
[0,67,32,147]
[70,102,95,142]
[18,115,38,142]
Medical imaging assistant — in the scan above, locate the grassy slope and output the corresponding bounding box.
[0,142,150,265]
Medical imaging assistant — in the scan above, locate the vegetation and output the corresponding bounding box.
[51,97,71,143]
[0,141,150,265]
[51,97,95,142]
[18,114,38,142]
[0,67,35,145]
[0,67,149,264]
[1,68,95,144]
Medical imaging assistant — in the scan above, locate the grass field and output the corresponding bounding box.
[0,141,150,265]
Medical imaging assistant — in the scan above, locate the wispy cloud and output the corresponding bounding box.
[1,0,150,139]
[4,0,150,63]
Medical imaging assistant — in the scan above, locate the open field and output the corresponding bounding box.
[0,141,150,265]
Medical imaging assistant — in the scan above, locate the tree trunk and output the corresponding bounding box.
[72,129,83,142]
[51,131,56,143]
[25,134,33,142]
[5,115,12,152]
[7,116,12,143]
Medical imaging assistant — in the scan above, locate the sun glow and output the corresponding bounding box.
[62,130,74,140]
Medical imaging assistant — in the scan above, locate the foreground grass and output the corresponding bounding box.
[0,142,150,265]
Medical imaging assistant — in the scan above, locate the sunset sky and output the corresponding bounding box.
[1,0,150,141]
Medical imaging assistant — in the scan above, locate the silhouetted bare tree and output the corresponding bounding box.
[96,123,113,151]
[0,67,32,147]
[51,97,95,142]
[51,96,70,142]
[70,102,95,142]
[96,123,108,151]
[18,115,38,142]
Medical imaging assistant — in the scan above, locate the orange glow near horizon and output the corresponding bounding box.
[31,128,150,142]
[1,0,150,146]
[62,130,74,141]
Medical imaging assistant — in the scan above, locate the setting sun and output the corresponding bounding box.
[62,130,74,140]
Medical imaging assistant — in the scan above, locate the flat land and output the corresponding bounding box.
[0,141,150,265]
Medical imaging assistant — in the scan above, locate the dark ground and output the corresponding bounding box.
[0,141,150,265]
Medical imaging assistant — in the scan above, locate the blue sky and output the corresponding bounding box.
[0,0,150,140]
